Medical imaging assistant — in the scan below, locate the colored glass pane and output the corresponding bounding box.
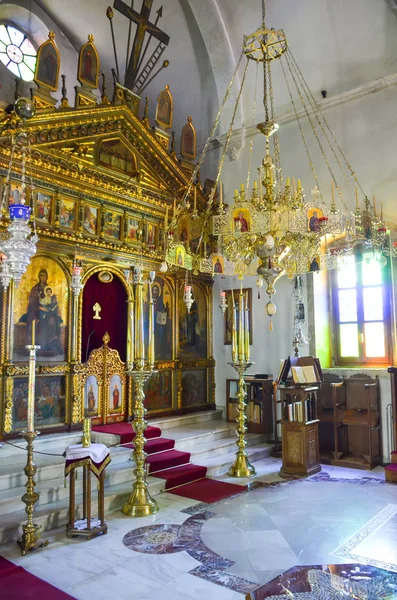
[338,289,357,322]
[0,25,11,46]
[363,287,383,321]
[24,55,36,71]
[0,53,9,66]
[365,322,385,357]
[337,255,356,289]
[7,61,19,77]
[340,324,359,357]
[8,26,24,47]
[0,41,6,52]
[20,38,35,56]
[6,44,23,63]
[362,255,382,286]
[19,61,34,81]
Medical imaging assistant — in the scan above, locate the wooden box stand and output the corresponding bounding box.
[65,444,111,539]
[279,384,321,477]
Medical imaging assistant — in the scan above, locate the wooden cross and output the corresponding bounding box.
[113,0,170,89]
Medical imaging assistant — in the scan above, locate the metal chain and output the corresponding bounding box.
[179,49,245,210]
[196,58,250,252]
[287,47,367,200]
[246,60,259,190]
[286,49,355,199]
[283,50,349,212]
[279,56,321,195]
[267,60,283,186]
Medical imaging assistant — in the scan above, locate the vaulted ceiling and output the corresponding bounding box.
[2,1,397,147]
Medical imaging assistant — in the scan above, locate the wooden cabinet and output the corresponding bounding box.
[277,384,321,477]
[226,377,273,435]
[317,375,381,470]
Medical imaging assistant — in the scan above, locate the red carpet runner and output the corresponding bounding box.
[0,556,75,599]
[92,421,247,503]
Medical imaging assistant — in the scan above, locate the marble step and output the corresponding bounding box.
[0,441,271,544]
[91,409,224,446]
[0,433,265,512]
[0,433,82,458]
[0,475,165,545]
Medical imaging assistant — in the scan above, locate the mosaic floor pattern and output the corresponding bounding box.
[335,504,397,572]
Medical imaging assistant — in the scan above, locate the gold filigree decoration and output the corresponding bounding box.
[3,377,14,433]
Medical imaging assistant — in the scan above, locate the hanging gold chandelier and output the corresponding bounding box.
[164,0,389,325]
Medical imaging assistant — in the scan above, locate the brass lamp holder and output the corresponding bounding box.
[17,431,49,555]
[228,361,256,478]
[122,369,159,517]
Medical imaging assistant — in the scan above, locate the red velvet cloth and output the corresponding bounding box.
[0,556,76,599]
[92,422,161,444]
[81,273,127,362]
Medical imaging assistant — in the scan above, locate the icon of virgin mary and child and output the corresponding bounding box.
[19,269,63,356]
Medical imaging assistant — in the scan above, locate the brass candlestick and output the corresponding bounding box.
[123,268,158,517]
[122,370,158,517]
[17,431,49,555]
[228,361,256,478]
[82,417,91,448]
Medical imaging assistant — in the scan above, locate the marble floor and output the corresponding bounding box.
[1,457,397,599]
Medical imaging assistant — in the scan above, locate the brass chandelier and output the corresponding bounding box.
[165,0,389,324]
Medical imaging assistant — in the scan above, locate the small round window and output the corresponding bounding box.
[0,24,37,81]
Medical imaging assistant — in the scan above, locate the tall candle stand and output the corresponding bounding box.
[17,328,49,555]
[123,269,158,517]
[221,287,256,478]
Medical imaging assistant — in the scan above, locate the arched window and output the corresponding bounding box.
[0,24,37,81]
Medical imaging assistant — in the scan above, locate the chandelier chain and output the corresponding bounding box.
[196,58,250,253]
[279,57,321,196]
[179,48,245,210]
[267,60,283,186]
[262,0,266,26]
[286,48,367,200]
[286,49,355,200]
[283,50,349,213]
[246,61,259,191]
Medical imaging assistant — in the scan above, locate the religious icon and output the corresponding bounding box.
[145,222,157,246]
[85,375,99,417]
[309,256,320,272]
[144,371,172,411]
[103,210,121,240]
[224,288,253,345]
[143,276,172,361]
[78,36,99,88]
[35,191,52,224]
[179,283,208,359]
[181,116,196,160]
[109,374,122,413]
[13,256,68,362]
[212,255,224,274]
[98,139,137,176]
[176,247,185,267]
[9,182,21,206]
[181,369,206,407]
[307,207,323,232]
[13,375,66,429]
[232,208,250,232]
[126,217,140,242]
[155,84,173,130]
[83,205,97,234]
[361,212,372,240]
[35,35,59,91]
[59,197,76,230]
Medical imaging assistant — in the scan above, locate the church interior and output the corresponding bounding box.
[1,0,397,598]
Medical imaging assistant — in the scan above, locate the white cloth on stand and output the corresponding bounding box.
[65,443,109,464]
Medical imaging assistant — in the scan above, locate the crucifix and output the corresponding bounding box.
[113,0,170,90]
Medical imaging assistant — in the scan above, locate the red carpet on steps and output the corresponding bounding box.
[0,556,75,599]
[168,478,247,503]
[92,422,161,444]
[91,421,252,504]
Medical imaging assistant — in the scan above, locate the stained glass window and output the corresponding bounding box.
[0,25,36,82]
[332,252,391,365]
